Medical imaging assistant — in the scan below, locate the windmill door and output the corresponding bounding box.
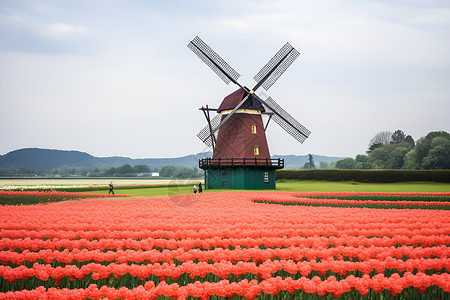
[205,169,232,189]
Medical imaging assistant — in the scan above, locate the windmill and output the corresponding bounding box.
[188,36,310,189]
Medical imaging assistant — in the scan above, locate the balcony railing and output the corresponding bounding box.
[199,157,284,169]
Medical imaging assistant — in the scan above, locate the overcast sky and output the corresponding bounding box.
[1,0,449,159]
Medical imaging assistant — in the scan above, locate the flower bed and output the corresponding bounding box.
[0,191,126,205]
[0,191,449,299]
[255,191,450,210]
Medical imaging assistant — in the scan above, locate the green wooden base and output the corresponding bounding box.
[204,167,277,190]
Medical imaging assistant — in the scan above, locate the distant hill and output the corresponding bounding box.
[0,148,210,172]
[0,148,347,172]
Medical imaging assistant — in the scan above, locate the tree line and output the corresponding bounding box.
[0,164,202,178]
[335,130,450,170]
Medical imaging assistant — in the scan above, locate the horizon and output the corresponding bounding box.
[0,147,349,160]
[1,1,449,159]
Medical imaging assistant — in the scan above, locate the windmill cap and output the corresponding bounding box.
[217,88,265,113]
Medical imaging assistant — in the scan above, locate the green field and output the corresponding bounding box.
[0,178,200,190]
[85,180,450,197]
[2,178,449,197]
[276,180,450,192]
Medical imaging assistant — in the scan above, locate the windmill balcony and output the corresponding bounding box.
[199,157,284,170]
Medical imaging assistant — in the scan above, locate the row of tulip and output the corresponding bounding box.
[2,200,448,233]
[294,191,450,198]
[2,213,446,231]
[1,273,449,300]
[2,214,447,240]
[255,197,450,207]
[2,234,448,252]
[2,256,448,283]
[257,192,450,210]
[1,244,447,265]
[0,191,123,206]
[1,224,447,240]
[298,195,450,204]
[251,192,450,210]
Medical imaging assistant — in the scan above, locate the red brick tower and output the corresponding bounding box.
[213,88,271,161]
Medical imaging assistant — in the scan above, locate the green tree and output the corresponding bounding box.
[390,130,406,144]
[384,143,411,169]
[303,154,316,169]
[366,143,412,169]
[174,167,195,178]
[408,131,450,169]
[421,136,450,169]
[404,135,415,147]
[335,158,356,169]
[366,143,383,154]
[54,165,73,177]
[117,164,135,175]
[105,167,118,176]
[17,167,35,175]
[160,165,177,177]
[89,167,105,177]
[354,154,370,169]
[402,149,418,169]
[134,165,151,173]
[367,147,389,169]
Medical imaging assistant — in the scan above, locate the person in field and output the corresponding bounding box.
[198,182,202,193]
[193,184,197,194]
[108,182,115,195]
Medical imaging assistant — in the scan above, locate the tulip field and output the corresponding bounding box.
[0,191,124,206]
[0,190,449,299]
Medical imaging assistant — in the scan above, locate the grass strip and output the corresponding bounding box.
[254,200,450,210]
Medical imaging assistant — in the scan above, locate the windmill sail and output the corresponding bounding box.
[253,43,300,91]
[188,36,240,85]
[197,113,222,147]
[262,96,311,143]
[189,36,310,146]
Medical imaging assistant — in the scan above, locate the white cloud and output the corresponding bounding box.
[42,22,89,37]
[0,9,93,54]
